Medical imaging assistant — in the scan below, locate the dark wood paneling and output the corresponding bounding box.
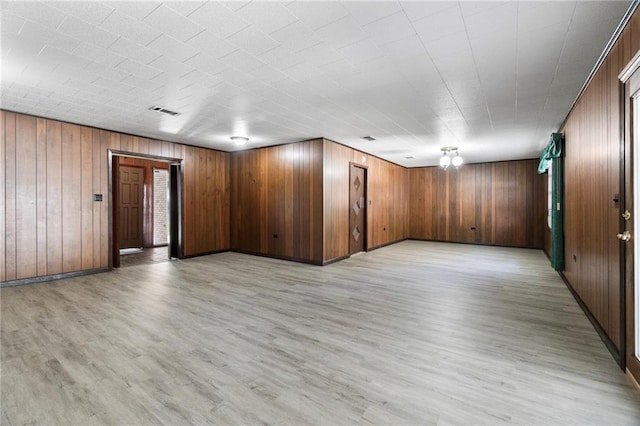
[92,129,102,267]
[322,142,351,262]
[409,159,545,249]
[183,145,230,257]
[1,110,231,282]
[81,126,94,269]
[36,119,47,276]
[15,114,38,279]
[98,130,109,269]
[231,140,324,263]
[5,112,17,281]
[61,123,82,273]
[561,10,640,358]
[46,120,63,275]
[322,141,408,261]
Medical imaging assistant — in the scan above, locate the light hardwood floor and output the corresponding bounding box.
[2,241,640,425]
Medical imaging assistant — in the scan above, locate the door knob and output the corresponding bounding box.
[617,231,632,241]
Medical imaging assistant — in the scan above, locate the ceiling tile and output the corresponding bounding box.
[164,1,206,17]
[2,34,45,57]
[148,55,194,78]
[115,58,163,80]
[100,10,162,46]
[363,11,416,45]
[315,15,368,49]
[83,61,131,82]
[105,1,161,20]
[185,30,239,59]
[401,1,457,22]
[571,1,630,28]
[286,1,350,30]
[235,2,299,35]
[185,53,232,76]
[218,49,266,73]
[338,37,384,65]
[49,1,115,25]
[226,26,280,56]
[145,34,199,63]
[38,45,90,70]
[517,1,576,33]
[57,15,120,48]
[2,1,67,29]
[73,42,125,67]
[1,11,25,39]
[343,2,403,26]
[109,37,163,65]
[413,5,464,42]
[186,2,250,39]
[19,20,82,54]
[143,4,204,42]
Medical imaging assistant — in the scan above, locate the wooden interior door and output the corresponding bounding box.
[624,66,640,380]
[349,164,366,255]
[119,166,144,249]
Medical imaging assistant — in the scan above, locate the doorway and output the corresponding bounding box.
[110,152,183,268]
[349,163,367,255]
[622,60,640,382]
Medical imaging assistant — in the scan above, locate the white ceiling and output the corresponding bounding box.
[0,0,631,167]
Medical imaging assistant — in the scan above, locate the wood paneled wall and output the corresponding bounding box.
[230,139,408,264]
[560,11,640,352]
[118,157,168,248]
[408,159,545,248]
[230,140,324,263]
[183,145,230,256]
[322,140,409,262]
[1,110,230,282]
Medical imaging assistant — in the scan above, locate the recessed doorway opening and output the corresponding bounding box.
[110,151,183,268]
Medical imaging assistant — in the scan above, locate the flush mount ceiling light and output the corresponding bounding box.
[231,136,249,146]
[440,146,463,170]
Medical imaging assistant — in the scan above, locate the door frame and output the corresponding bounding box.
[620,51,640,380]
[108,150,184,268]
[349,162,368,255]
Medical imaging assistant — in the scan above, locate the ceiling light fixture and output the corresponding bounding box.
[231,136,249,146]
[440,146,463,170]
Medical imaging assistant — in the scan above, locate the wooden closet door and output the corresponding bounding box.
[349,164,366,255]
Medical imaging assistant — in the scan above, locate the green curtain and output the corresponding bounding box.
[538,133,564,271]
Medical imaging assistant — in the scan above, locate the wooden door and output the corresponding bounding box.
[623,65,640,380]
[119,166,144,249]
[349,164,366,255]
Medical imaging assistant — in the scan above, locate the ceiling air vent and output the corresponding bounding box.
[149,106,180,116]
[361,136,376,141]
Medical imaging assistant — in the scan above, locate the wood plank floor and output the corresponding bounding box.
[119,246,170,268]
[2,241,640,425]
